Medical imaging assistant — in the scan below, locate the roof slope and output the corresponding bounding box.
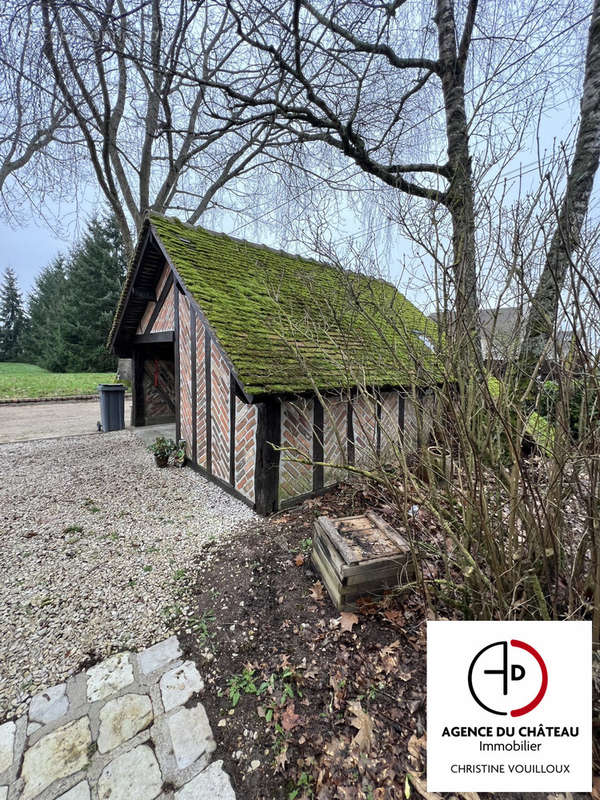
[112,214,439,396]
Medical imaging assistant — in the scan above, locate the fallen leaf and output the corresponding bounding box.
[281,702,301,731]
[348,699,374,753]
[340,612,359,632]
[274,743,288,772]
[593,777,600,800]
[384,609,404,627]
[295,553,305,567]
[380,639,401,673]
[310,581,324,600]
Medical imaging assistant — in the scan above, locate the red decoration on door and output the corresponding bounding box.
[154,359,159,388]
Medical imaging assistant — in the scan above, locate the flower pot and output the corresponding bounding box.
[173,456,186,468]
[154,453,169,468]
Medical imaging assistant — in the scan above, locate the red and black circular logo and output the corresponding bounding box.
[468,639,548,717]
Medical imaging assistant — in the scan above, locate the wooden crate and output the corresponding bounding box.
[310,512,412,610]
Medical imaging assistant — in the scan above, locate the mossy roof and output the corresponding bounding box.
[111,213,440,397]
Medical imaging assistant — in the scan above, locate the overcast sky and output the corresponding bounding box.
[0,87,590,312]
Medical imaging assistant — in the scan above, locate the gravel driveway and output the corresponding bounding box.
[0,431,255,720]
[0,398,132,444]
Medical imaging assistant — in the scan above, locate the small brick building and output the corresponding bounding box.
[109,214,438,514]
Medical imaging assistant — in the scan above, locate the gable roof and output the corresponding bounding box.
[110,213,439,397]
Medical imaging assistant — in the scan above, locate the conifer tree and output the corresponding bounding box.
[0,267,26,361]
[24,257,68,371]
[62,215,126,372]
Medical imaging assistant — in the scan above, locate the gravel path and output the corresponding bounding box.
[0,398,132,444]
[0,431,255,720]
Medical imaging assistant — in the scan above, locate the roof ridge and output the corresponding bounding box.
[146,211,399,291]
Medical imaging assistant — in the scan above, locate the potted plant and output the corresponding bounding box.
[173,440,186,467]
[148,436,176,468]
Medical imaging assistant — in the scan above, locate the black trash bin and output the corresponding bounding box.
[98,384,126,432]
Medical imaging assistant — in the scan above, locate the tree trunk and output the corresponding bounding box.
[520,0,600,372]
[436,0,481,357]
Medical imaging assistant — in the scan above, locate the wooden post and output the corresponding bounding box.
[313,396,324,491]
[254,397,281,515]
[174,285,180,443]
[347,388,355,466]
[398,389,406,444]
[132,348,145,427]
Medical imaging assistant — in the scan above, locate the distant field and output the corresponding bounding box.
[0,363,120,400]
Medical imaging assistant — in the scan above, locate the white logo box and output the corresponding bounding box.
[427,621,592,792]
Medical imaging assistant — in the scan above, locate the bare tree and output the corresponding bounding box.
[183,0,587,358]
[520,0,600,371]
[39,0,278,257]
[0,1,71,218]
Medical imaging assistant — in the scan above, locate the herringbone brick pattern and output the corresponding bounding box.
[210,341,230,482]
[152,284,175,332]
[195,320,207,467]
[279,398,313,501]
[352,392,378,468]
[380,390,400,462]
[138,264,171,333]
[404,395,418,452]
[235,398,257,501]
[323,395,347,486]
[178,295,193,452]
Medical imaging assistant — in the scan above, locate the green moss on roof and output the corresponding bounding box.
[114,213,440,396]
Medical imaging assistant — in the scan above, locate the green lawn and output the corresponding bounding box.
[0,363,122,400]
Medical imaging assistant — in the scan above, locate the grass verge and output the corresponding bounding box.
[0,362,122,400]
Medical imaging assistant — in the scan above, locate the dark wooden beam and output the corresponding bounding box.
[347,388,356,466]
[416,387,426,449]
[398,389,406,443]
[313,397,324,492]
[191,306,197,465]
[254,397,281,515]
[205,330,212,475]
[144,272,174,335]
[132,287,156,303]
[174,286,180,443]
[132,348,145,427]
[134,331,174,345]
[375,388,382,457]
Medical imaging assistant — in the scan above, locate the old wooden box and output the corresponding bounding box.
[311,512,412,611]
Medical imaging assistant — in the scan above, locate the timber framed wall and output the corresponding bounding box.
[172,279,260,510]
[277,388,427,508]
[129,245,432,516]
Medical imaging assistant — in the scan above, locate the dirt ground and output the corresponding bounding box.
[180,484,596,800]
[0,398,132,443]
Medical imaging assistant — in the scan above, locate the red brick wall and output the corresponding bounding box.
[138,264,171,333]
[195,318,207,468]
[210,340,230,483]
[151,284,175,333]
[279,398,313,502]
[380,390,400,462]
[352,391,378,468]
[323,394,348,487]
[178,294,193,452]
[235,398,257,501]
